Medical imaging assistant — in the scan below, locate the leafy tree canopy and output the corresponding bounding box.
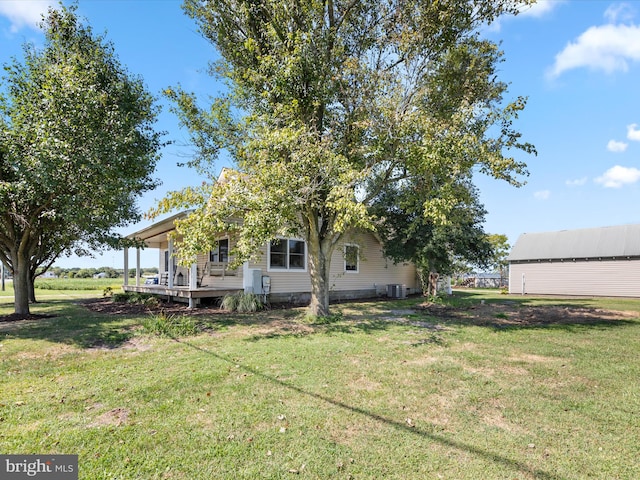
[152,0,536,316]
[0,4,163,314]
[485,233,511,274]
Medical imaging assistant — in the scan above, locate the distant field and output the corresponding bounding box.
[0,278,124,301]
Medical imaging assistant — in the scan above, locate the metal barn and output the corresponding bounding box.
[508,224,640,297]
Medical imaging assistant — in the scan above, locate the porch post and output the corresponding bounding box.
[189,262,198,288]
[123,247,129,286]
[136,248,141,287]
[168,238,175,288]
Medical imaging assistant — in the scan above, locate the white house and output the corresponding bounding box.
[123,212,418,307]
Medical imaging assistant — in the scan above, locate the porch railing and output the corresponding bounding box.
[207,261,237,278]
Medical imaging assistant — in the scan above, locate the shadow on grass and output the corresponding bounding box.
[3,293,638,347]
[174,336,563,480]
[0,299,136,349]
[243,318,393,342]
[244,295,639,342]
[415,291,640,332]
[445,289,640,310]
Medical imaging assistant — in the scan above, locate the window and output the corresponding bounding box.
[269,240,287,268]
[210,238,229,263]
[288,239,305,269]
[345,244,359,273]
[269,238,306,270]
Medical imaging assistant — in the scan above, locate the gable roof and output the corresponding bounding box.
[508,224,640,261]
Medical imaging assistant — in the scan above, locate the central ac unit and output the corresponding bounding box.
[387,284,407,299]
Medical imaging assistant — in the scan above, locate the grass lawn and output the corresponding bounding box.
[1,290,639,479]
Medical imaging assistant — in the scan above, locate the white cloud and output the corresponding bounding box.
[518,0,564,18]
[534,190,551,200]
[627,123,640,141]
[487,0,562,33]
[595,165,640,187]
[547,23,640,78]
[566,177,588,187]
[0,1,52,33]
[607,139,629,152]
[605,3,636,24]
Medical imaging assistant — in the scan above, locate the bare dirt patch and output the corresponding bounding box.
[417,302,636,328]
[81,297,258,318]
[87,407,131,428]
[81,297,310,339]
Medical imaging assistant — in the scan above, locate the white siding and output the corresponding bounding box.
[249,232,417,295]
[248,246,309,294]
[509,259,640,297]
[164,231,417,296]
[327,233,416,295]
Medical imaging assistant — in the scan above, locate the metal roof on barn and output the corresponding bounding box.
[507,224,640,261]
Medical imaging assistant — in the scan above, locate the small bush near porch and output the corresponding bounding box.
[1,291,638,479]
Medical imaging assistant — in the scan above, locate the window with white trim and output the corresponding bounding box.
[269,238,306,270]
[210,238,229,263]
[344,244,359,273]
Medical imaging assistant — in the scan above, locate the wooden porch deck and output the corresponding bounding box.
[122,284,242,306]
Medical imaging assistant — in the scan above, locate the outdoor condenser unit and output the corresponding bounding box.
[387,284,407,299]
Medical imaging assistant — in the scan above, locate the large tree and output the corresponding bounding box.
[0,5,162,315]
[153,0,535,317]
[371,174,493,296]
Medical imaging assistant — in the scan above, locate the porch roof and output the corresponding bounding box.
[126,211,189,248]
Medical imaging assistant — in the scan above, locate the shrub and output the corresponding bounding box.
[112,291,158,305]
[221,293,240,312]
[142,296,161,308]
[424,294,445,305]
[221,292,263,312]
[112,292,131,303]
[142,312,199,337]
[307,311,343,324]
[237,292,262,312]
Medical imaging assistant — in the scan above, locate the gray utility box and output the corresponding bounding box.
[387,284,407,299]
[244,268,262,294]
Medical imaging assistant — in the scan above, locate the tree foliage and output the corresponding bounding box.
[0,5,162,314]
[486,233,511,279]
[153,0,535,316]
[371,172,493,296]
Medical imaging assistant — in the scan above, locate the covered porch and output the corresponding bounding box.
[122,212,243,307]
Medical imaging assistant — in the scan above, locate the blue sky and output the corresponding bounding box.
[1,0,640,269]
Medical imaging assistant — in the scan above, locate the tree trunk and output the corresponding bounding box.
[13,256,31,315]
[28,276,37,303]
[425,271,440,297]
[306,237,332,318]
[428,271,439,297]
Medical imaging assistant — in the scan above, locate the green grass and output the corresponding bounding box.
[1,290,639,479]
